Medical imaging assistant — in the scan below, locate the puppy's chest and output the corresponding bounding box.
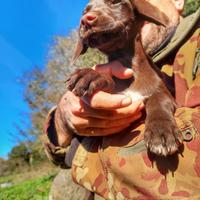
[123,90,147,102]
[114,77,148,102]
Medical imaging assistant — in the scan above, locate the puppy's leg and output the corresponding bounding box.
[66,68,115,97]
[144,91,180,156]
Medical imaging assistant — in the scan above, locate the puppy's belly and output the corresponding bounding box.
[123,90,148,102]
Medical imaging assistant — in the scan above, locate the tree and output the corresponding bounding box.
[23,31,106,139]
[9,30,106,167]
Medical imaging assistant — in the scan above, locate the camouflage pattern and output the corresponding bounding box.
[70,12,200,200]
[44,9,200,200]
[174,27,200,108]
[71,107,200,199]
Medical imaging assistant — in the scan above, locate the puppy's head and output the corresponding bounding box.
[72,0,170,63]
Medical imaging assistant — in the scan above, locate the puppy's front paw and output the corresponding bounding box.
[144,118,180,156]
[66,68,115,96]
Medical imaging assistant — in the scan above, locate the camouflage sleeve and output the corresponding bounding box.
[43,106,72,169]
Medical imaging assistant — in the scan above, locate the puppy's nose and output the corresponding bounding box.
[81,13,97,27]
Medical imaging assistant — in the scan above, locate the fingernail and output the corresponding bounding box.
[122,97,132,106]
[124,69,133,76]
[139,102,145,109]
[125,68,133,74]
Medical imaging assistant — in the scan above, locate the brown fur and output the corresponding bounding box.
[66,0,181,156]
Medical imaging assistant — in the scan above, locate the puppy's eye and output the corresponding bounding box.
[110,0,121,4]
[83,5,92,14]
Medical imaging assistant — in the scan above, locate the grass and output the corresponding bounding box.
[0,174,56,200]
[0,175,13,185]
[0,162,58,200]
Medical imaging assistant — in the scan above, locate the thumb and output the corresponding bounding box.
[93,61,133,79]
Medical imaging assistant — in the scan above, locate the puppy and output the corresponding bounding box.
[66,0,180,156]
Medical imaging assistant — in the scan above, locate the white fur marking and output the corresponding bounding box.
[123,90,148,102]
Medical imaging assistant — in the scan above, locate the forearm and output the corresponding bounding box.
[43,106,74,168]
[54,105,74,147]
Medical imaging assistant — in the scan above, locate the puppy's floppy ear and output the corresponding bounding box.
[134,0,170,27]
[71,37,88,65]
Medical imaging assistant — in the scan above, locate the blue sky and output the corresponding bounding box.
[0,0,88,158]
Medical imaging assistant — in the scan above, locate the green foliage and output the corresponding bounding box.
[5,141,47,174]
[183,0,200,16]
[0,174,55,200]
[0,175,13,185]
[9,143,30,160]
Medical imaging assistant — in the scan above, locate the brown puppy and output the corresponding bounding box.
[66,0,180,156]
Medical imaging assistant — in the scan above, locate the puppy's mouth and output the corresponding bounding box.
[89,29,122,48]
[81,25,127,50]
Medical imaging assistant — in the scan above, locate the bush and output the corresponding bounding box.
[183,0,200,16]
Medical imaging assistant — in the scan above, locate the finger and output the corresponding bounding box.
[75,112,142,129]
[72,100,116,119]
[74,99,144,119]
[93,61,133,79]
[76,123,131,136]
[113,101,144,119]
[90,91,132,109]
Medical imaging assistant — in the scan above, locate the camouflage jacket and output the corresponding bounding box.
[44,9,200,200]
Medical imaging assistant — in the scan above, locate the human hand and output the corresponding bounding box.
[58,61,144,137]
